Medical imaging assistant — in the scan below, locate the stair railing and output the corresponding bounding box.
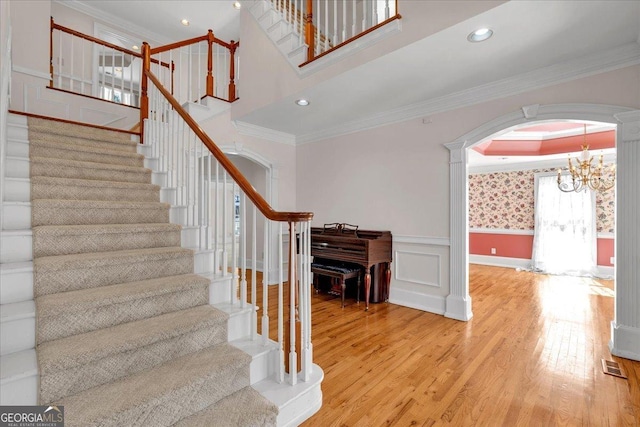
[49,19,238,111]
[148,31,239,108]
[267,0,400,65]
[140,42,314,384]
[49,18,172,107]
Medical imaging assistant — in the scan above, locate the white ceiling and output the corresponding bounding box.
[65,0,639,143]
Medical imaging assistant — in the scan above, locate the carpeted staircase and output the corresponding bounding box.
[28,116,278,426]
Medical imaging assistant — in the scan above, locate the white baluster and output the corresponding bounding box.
[119,50,124,99]
[362,0,367,31]
[288,221,297,385]
[333,0,337,48]
[251,205,258,340]
[57,32,62,89]
[372,0,379,25]
[342,0,347,43]
[232,183,238,303]
[214,161,220,273]
[240,193,247,308]
[385,0,390,20]
[352,0,357,39]
[302,220,312,381]
[324,0,328,51]
[223,169,229,277]
[207,154,212,249]
[262,217,270,344]
[278,222,285,383]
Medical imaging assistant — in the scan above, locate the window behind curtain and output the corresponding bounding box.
[531,173,597,276]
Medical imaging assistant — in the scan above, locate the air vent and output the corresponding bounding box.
[601,359,627,379]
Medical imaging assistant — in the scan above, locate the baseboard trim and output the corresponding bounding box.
[470,254,615,277]
[389,287,445,315]
[609,322,640,362]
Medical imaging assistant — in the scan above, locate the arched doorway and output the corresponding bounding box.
[445,103,640,361]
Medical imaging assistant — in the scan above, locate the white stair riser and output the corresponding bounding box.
[4,179,30,202]
[0,265,34,305]
[0,233,33,263]
[6,116,28,139]
[0,373,38,406]
[182,227,200,247]
[289,45,307,62]
[258,8,281,30]
[144,157,159,170]
[7,139,29,158]
[249,346,276,385]
[152,171,167,187]
[137,144,153,157]
[5,157,29,179]
[160,187,176,204]
[277,33,302,53]
[170,205,188,225]
[1,203,31,230]
[278,383,323,427]
[0,316,35,356]
[194,250,214,274]
[227,309,252,342]
[267,19,290,41]
[209,275,232,305]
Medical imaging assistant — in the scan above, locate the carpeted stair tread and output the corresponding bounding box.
[34,247,194,296]
[36,274,210,342]
[32,199,169,226]
[28,117,137,149]
[33,223,182,257]
[30,139,144,167]
[30,156,151,184]
[39,306,230,404]
[175,386,278,427]
[52,344,250,427]
[31,176,160,202]
[38,305,227,373]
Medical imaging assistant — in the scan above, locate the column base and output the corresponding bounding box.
[609,321,640,362]
[444,294,473,321]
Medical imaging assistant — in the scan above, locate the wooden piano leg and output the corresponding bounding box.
[341,280,346,308]
[385,263,391,302]
[364,271,371,311]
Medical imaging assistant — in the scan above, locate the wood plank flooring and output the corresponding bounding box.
[286,264,640,426]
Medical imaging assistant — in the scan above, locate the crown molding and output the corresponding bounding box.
[468,152,617,174]
[54,0,172,45]
[233,120,296,145]
[295,42,640,144]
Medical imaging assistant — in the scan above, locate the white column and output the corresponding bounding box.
[444,141,473,321]
[610,110,640,361]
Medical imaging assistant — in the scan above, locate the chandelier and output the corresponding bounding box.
[557,124,615,193]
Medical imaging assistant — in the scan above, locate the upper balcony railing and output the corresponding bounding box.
[49,18,239,109]
[268,0,400,65]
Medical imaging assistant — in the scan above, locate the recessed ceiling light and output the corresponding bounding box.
[181,19,190,26]
[132,45,139,51]
[295,99,309,106]
[233,1,242,9]
[467,27,493,42]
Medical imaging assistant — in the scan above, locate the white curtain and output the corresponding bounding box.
[531,174,597,276]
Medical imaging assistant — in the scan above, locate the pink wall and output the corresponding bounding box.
[469,233,614,267]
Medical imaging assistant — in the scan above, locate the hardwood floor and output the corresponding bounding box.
[287,264,640,426]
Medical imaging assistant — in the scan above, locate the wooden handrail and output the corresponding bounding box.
[150,33,232,55]
[51,19,171,68]
[143,59,312,222]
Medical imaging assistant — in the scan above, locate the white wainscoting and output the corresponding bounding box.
[389,236,449,315]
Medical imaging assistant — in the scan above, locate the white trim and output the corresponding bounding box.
[393,235,450,246]
[296,43,640,144]
[233,120,296,145]
[469,254,531,270]
[470,228,534,236]
[609,323,640,361]
[469,228,615,239]
[11,65,51,81]
[394,250,441,288]
[388,288,445,315]
[468,153,617,174]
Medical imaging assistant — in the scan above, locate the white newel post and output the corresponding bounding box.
[610,110,640,362]
[444,141,473,321]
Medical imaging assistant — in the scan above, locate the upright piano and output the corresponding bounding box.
[310,224,392,310]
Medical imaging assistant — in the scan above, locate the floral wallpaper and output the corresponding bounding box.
[469,168,615,233]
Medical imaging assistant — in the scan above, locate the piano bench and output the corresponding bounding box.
[311,264,361,308]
